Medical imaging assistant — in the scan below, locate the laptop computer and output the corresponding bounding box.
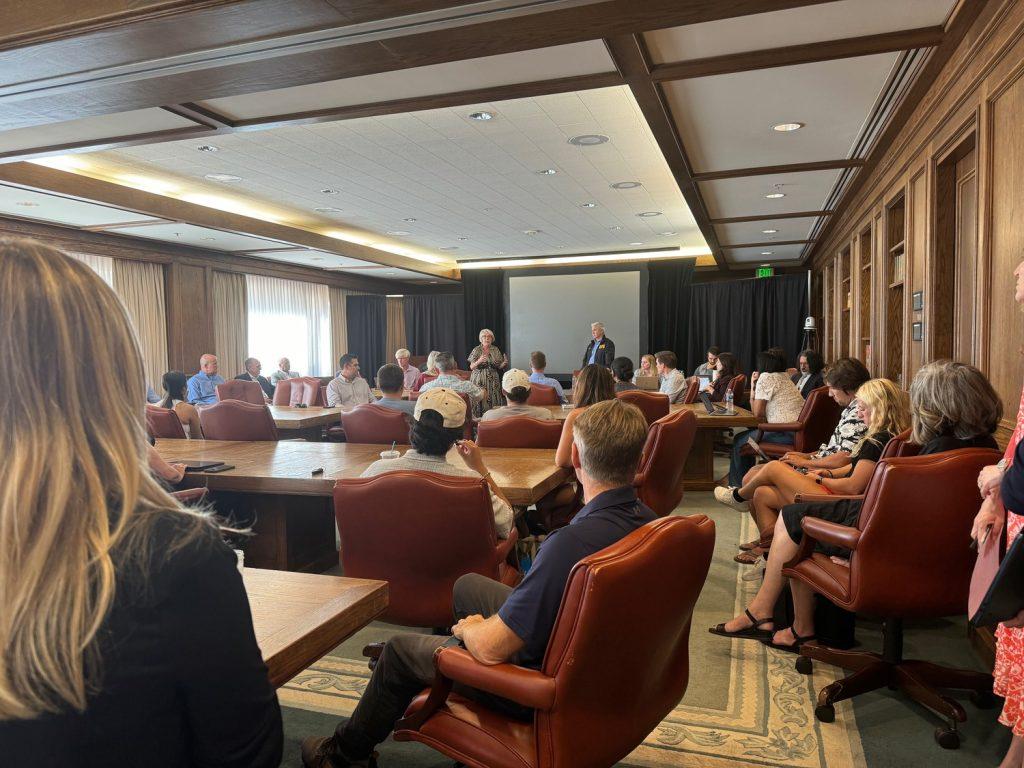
[697,375,712,390]
[635,375,660,391]
[698,391,730,415]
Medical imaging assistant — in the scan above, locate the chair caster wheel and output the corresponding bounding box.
[814,703,835,723]
[971,689,998,709]
[934,726,960,750]
[796,656,813,675]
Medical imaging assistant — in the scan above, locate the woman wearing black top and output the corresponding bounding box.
[704,351,742,403]
[711,361,1001,649]
[0,241,282,767]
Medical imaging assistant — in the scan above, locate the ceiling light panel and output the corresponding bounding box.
[107,222,289,252]
[0,184,158,227]
[699,169,843,220]
[727,244,807,264]
[717,216,821,245]
[0,108,196,155]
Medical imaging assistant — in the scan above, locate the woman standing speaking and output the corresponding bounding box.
[467,328,508,416]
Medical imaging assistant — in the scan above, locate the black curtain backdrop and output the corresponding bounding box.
[404,294,468,365]
[346,294,387,376]
[462,269,506,353]
[685,274,808,375]
[647,260,694,361]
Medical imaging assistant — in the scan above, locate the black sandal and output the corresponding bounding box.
[709,608,773,640]
[761,627,816,654]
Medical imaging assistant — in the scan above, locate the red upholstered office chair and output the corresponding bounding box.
[477,416,562,449]
[334,472,519,627]
[458,392,474,440]
[145,405,187,439]
[199,400,279,441]
[616,390,670,426]
[526,383,559,405]
[726,374,746,400]
[339,404,411,445]
[289,376,326,406]
[272,378,293,405]
[783,448,1001,748]
[413,373,438,392]
[394,514,716,767]
[682,378,700,404]
[754,385,841,458]
[452,369,471,381]
[633,409,697,516]
[215,379,265,404]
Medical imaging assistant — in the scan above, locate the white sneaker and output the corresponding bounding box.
[714,486,749,511]
[742,558,766,582]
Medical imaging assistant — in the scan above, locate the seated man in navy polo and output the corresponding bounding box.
[302,397,656,768]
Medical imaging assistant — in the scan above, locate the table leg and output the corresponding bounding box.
[682,430,720,491]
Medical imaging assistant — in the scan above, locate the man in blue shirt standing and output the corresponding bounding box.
[186,354,225,405]
[301,398,656,767]
[527,350,565,403]
[581,321,615,368]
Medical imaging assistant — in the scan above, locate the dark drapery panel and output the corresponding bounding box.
[346,294,387,376]
[686,274,808,375]
[404,294,468,364]
[647,260,694,361]
[462,270,506,353]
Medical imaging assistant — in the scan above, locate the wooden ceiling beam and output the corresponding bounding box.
[710,210,832,224]
[692,159,864,182]
[651,26,945,82]
[603,34,729,270]
[0,162,459,280]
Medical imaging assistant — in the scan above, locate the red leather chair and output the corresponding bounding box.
[783,448,1001,748]
[287,376,326,406]
[477,416,562,449]
[616,390,670,426]
[394,515,716,767]
[457,391,474,440]
[334,472,520,627]
[525,383,560,405]
[452,369,472,381]
[754,386,842,458]
[215,379,265,404]
[145,405,186,439]
[726,374,746,401]
[633,410,697,516]
[339,404,412,445]
[413,373,438,392]
[794,429,921,505]
[272,378,293,405]
[199,400,279,441]
[682,378,700,404]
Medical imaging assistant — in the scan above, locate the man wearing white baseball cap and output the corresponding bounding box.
[357,387,514,540]
[479,368,555,422]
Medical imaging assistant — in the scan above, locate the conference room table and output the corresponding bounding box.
[244,568,388,687]
[269,405,343,440]
[156,439,571,572]
[537,402,758,490]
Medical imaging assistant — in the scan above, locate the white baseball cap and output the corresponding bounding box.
[414,387,467,428]
[502,368,531,392]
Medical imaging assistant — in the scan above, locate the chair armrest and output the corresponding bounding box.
[436,647,556,710]
[802,517,861,551]
[758,421,802,432]
[792,493,863,503]
[495,527,518,564]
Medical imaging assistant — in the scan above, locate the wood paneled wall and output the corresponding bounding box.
[811,0,1024,442]
[0,214,459,373]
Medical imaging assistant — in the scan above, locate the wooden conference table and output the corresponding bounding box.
[269,405,343,440]
[157,439,571,572]
[245,568,388,687]
[537,402,758,491]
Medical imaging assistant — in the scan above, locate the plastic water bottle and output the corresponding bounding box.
[725,389,735,415]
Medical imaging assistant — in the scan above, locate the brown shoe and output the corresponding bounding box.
[300,736,378,768]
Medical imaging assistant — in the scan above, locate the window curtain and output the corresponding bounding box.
[112,259,169,392]
[647,259,694,363]
[686,274,809,375]
[245,274,331,377]
[347,295,387,376]
[329,287,365,366]
[386,296,407,360]
[67,252,114,287]
[404,294,468,365]
[212,272,248,376]
[463,270,505,353]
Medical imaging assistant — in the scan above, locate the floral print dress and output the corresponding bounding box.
[467,345,505,417]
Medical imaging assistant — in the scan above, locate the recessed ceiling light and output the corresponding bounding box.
[637,211,662,217]
[608,225,623,231]
[555,245,566,249]
[765,192,786,199]
[611,181,642,190]
[385,271,397,275]
[762,228,779,234]
[580,202,597,208]
[761,251,774,256]
[494,251,506,255]
[760,263,771,267]
[630,242,644,246]
[772,122,805,132]
[315,207,342,213]
[537,169,557,176]
[658,231,677,236]
[200,237,216,241]
[440,246,460,251]
[205,173,241,182]
[403,217,417,222]
[523,229,541,235]
[196,145,218,152]
[430,281,438,284]
[457,236,468,241]
[569,134,609,146]
[469,111,494,121]
[15,201,38,207]
[320,188,340,195]
[386,230,410,236]
[311,257,323,261]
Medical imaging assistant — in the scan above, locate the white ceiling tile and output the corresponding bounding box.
[700,169,843,220]
[109,222,288,251]
[645,0,956,63]
[717,216,821,245]
[727,244,807,263]
[0,108,196,154]
[0,184,159,227]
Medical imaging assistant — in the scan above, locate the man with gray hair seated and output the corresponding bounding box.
[234,357,273,399]
[582,321,615,368]
[186,354,224,405]
[418,351,484,403]
[394,348,419,390]
[270,357,300,387]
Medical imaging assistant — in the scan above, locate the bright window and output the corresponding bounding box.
[246,275,332,377]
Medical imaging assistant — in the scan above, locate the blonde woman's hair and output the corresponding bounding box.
[639,354,656,372]
[0,239,208,720]
[850,378,910,455]
[425,350,440,375]
[909,360,1002,445]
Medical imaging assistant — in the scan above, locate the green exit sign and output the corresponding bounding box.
[756,266,775,278]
